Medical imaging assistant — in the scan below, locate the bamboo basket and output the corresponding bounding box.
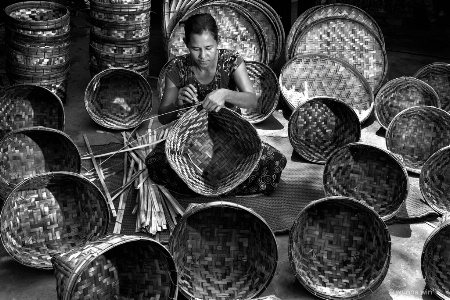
[157,58,175,102]
[375,77,440,129]
[165,107,262,196]
[169,201,277,300]
[1,172,110,269]
[288,97,361,164]
[52,234,178,300]
[386,106,450,174]
[289,196,391,300]
[323,142,408,222]
[414,62,450,113]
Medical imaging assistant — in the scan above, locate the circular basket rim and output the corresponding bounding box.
[413,61,450,78]
[4,1,70,29]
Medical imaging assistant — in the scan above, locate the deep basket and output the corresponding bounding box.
[414,62,450,113]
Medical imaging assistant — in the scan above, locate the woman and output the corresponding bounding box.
[146,13,287,196]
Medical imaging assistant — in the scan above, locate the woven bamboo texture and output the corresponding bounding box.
[169,201,277,300]
[7,74,69,104]
[291,17,387,94]
[420,145,450,215]
[414,62,450,113]
[289,196,391,300]
[0,84,64,137]
[52,234,178,300]
[165,107,262,196]
[0,172,110,269]
[288,97,361,164]
[157,58,175,102]
[323,142,409,222]
[386,106,450,174]
[85,68,152,129]
[279,53,374,122]
[375,76,440,129]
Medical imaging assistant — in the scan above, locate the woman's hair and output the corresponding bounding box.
[183,13,219,45]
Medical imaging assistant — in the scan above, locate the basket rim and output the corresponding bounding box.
[413,61,450,78]
[4,1,70,28]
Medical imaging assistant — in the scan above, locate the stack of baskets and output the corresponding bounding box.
[89,0,152,78]
[4,1,71,104]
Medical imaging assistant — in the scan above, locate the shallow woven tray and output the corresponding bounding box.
[166,106,262,196]
[169,201,277,300]
[323,142,409,222]
[414,62,450,113]
[289,196,391,300]
[0,171,110,269]
[288,97,361,164]
[279,53,374,122]
[375,76,440,129]
[52,234,178,300]
[386,106,450,174]
[85,67,152,129]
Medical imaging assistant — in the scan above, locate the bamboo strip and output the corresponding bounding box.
[158,185,185,215]
[113,134,130,234]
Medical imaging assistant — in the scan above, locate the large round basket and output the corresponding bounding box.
[288,97,361,164]
[279,53,374,122]
[166,107,262,196]
[85,67,152,129]
[289,196,391,300]
[169,201,278,300]
[1,171,110,269]
[157,58,175,102]
[323,142,408,222]
[52,234,178,300]
[386,106,450,174]
[414,62,450,113]
[0,84,64,138]
[375,76,440,129]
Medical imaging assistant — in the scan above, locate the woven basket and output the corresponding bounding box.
[90,1,151,24]
[323,142,408,222]
[166,107,262,196]
[90,33,149,55]
[52,234,178,300]
[414,62,450,113]
[0,171,110,269]
[157,58,175,102]
[85,67,152,129]
[386,106,450,174]
[90,20,150,42]
[169,201,277,300]
[6,47,70,67]
[375,77,440,129]
[279,53,374,122]
[289,196,391,300]
[288,96,361,164]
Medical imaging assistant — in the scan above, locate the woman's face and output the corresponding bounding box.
[186,30,218,69]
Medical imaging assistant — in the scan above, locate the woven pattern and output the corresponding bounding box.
[166,107,262,196]
[386,106,450,174]
[414,62,450,113]
[279,54,374,122]
[289,196,391,300]
[1,172,110,269]
[288,97,361,164]
[375,77,440,129]
[52,234,178,300]
[323,142,409,222]
[157,58,174,102]
[85,68,152,129]
[6,47,69,66]
[169,202,277,300]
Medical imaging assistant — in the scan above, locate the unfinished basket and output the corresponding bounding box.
[165,107,262,196]
[279,53,374,122]
[289,196,391,300]
[414,62,450,113]
[323,142,408,222]
[52,234,178,300]
[386,106,450,174]
[85,67,152,129]
[169,201,277,300]
[375,77,440,129]
[1,172,110,269]
[288,97,361,164]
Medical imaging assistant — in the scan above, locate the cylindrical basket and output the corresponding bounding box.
[169,201,278,300]
[414,62,450,113]
[289,196,391,300]
[1,172,110,269]
[375,76,440,129]
[323,142,409,221]
[52,234,178,300]
[386,106,450,174]
[288,97,361,164]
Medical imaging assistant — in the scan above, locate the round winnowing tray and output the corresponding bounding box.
[414,62,450,113]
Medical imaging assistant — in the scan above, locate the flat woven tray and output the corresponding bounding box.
[289,196,391,300]
[169,201,277,300]
[414,62,450,113]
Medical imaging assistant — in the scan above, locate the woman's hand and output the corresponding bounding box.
[202,89,228,112]
[177,84,198,107]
